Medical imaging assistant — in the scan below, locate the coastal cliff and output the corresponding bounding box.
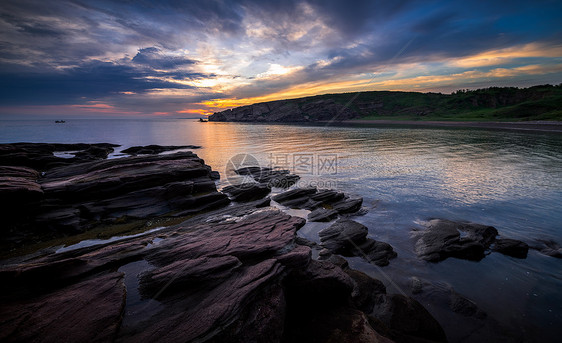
[208,84,562,122]
[209,97,359,122]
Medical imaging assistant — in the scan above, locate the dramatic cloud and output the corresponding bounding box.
[132,47,196,69]
[0,0,561,117]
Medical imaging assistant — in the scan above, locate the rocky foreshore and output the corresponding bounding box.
[0,143,227,250]
[0,143,440,343]
[1,143,559,342]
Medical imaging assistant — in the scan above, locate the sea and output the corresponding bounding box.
[1,118,561,342]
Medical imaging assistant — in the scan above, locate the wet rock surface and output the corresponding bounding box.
[492,238,529,258]
[222,182,271,202]
[414,219,534,262]
[370,294,448,343]
[271,187,364,222]
[319,219,397,266]
[414,219,496,262]
[121,144,201,155]
[0,166,44,209]
[235,166,300,188]
[530,239,562,258]
[0,272,126,343]
[0,143,119,170]
[0,204,443,343]
[405,276,518,342]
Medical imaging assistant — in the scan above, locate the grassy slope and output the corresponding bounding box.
[302,84,562,121]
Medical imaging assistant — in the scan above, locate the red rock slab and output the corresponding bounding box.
[0,272,126,343]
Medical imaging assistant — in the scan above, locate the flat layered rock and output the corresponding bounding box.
[1,147,230,247]
[0,143,119,170]
[319,219,397,266]
[0,176,43,203]
[0,165,40,179]
[332,197,363,213]
[307,207,339,222]
[122,144,201,155]
[0,200,449,342]
[0,272,126,343]
[36,152,229,231]
[319,219,369,252]
[271,187,318,203]
[222,183,271,202]
[235,167,300,188]
[273,187,364,222]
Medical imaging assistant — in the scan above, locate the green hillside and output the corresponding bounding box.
[329,84,562,121]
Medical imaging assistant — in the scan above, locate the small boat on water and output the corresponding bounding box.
[55,120,66,123]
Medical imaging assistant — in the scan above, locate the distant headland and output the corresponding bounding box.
[208,84,562,123]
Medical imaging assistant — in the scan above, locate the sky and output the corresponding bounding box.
[0,0,561,118]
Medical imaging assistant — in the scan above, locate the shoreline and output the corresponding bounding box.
[334,119,562,132]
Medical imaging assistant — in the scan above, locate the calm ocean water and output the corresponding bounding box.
[1,118,561,341]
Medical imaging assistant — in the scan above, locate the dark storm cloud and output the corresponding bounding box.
[132,47,196,69]
[0,60,197,105]
[0,13,64,37]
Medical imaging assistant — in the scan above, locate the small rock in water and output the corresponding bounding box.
[371,293,448,343]
[530,239,562,258]
[235,167,300,188]
[492,238,529,258]
[222,183,271,202]
[121,144,201,155]
[414,219,498,262]
[410,276,424,294]
[319,219,397,266]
